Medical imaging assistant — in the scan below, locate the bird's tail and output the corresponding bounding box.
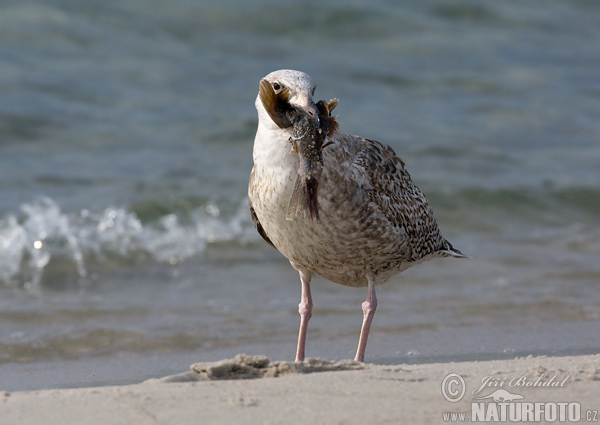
[441,239,469,258]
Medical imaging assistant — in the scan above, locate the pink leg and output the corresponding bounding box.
[295,270,313,362]
[354,275,377,362]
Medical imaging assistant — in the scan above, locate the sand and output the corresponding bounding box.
[1,353,598,425]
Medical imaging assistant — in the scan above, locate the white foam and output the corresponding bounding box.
[0,196,258,288]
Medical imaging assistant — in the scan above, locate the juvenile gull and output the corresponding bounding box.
[248,69,466,362]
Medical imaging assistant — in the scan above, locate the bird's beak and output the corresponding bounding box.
[291,94,320,125]
[259,79,320,129]
[303,102,320,124]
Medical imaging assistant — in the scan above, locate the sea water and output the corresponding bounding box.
[0,0,599,390]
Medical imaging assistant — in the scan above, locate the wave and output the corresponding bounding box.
[2,184,598,289]
[0,196,259,289]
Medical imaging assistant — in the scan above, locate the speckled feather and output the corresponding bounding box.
[249,70,464,288]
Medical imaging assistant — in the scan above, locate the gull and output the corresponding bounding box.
[248,69,465,362]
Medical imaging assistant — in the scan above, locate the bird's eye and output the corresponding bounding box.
[272,82,282,93]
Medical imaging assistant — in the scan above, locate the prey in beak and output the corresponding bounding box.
[259,79,339,221]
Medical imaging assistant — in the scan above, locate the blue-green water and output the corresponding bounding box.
[0,0,599,391]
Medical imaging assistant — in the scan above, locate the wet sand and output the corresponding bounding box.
[1,354,598,424]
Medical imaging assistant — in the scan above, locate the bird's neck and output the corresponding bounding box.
[252,120,297,172]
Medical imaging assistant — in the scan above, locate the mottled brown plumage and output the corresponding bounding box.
[248,70,465,362]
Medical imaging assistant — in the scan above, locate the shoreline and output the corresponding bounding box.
[1,353,598,424]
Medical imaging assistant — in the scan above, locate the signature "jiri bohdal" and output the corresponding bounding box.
[472,372,570,395]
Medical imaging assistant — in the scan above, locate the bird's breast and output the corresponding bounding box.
[250,135,409,286]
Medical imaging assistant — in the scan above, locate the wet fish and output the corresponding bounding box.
[286,99,338,221]
[286,112,323,220]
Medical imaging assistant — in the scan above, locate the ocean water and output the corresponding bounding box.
[1,0,599,391]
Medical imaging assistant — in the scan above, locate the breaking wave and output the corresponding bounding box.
[2,184,598,289]
[0,197,258,288]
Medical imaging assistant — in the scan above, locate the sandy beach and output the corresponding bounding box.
[2,353,598,425]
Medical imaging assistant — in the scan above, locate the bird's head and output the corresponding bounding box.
[256,69,319,131]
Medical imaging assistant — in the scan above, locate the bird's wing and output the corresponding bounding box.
[353,137,447,260]
[248,167,276,249]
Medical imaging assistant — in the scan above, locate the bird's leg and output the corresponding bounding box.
[295,270,313,362]
[354,275,378,362]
